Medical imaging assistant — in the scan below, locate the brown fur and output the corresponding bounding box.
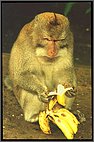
[9,12,77,122]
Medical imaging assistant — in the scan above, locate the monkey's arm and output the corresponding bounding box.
[9,46,48,102]
[18,71,48,98]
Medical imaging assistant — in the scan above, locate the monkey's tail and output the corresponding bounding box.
[4,75,13,91]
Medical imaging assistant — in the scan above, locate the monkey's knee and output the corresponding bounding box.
[24,102,45,123]
[20,90,46,122]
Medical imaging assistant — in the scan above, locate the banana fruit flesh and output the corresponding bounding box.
[48,84,73,107]
[39,84,80,139]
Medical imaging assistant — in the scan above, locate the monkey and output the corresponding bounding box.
[5,12,78,123]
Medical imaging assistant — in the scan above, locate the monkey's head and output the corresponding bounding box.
[31,12,73,64]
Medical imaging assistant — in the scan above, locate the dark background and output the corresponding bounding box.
[2,2,92,65]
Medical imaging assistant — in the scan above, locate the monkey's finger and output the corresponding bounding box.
[38,95,49,103]
[65,89,76,98]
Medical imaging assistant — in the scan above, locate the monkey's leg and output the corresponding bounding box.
[15,88,47,123]
[65,90,86,123]
[64,96,75,110]
[4,76,47,122]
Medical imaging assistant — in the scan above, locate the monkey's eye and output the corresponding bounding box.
[36,43,44,48]
[60,44,68,49]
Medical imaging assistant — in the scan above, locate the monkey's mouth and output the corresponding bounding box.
[42,56,59,62]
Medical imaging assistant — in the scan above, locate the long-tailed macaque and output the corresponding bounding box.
[8,12,77,122]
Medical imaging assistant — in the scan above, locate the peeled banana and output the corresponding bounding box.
[57,84,73,106]
[48,84,73,107]
[39,84,80,139]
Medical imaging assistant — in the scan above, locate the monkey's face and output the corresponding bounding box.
[35,32,73,65]
[32,12,73,64]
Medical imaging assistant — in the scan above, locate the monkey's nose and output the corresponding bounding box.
[50,50,56,56]
[48,50,57,57]
[47,41,57,58]
[47,48,57,58]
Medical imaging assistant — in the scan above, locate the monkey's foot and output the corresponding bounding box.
[72,110,86,123]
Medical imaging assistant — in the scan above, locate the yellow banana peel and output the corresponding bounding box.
[48,96,57,110]
[53,108,79,134]
[57,94,66,106]
[39,84,80,139]
[49,113,74,139]
[60,108,80,125]
[39,111,51,134]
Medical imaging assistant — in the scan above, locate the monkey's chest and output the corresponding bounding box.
[45,73,54,91]
[43,67,71,91]
[42,66,54,91]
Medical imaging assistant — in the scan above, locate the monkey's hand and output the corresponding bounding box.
[65,88,76,98]
[38,92,49,103]
[62,83,77,98]
[38,86,49,103]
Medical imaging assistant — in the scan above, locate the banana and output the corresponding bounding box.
[48,96,57,110]
[55,109,79,134]
[57,84,73,106]
[48,84,73,107]
[61,108,80,125]
[53,109,79,134]
[39,111,51,134]
[57,84,65,106]
[62,114,78,134]
[57,94,66,106]
[57,84,65,94]
[38,84,80,139]
[54,108,79,125]
[49,113,74,139]
[39,108,79,138]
